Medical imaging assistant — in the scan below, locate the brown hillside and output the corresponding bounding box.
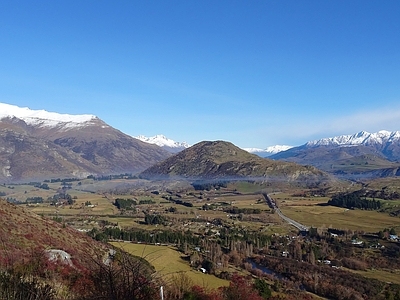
[0,116,171,182]
[0,199,108,267]
[140,140,337,187]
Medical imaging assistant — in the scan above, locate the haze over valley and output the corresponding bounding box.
[1,1,400,299]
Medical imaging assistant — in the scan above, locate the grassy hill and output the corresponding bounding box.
[0,198,163,299]
[0,198,109,266]
[140,140,338,188]
[110,242,230,289]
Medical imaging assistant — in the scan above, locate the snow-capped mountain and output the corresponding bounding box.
[306,130,400,147]
[270,130,400,180]
[135,135,190,153]
[0,102,170,182]
[265,145,293,154]
[245,131,400,159]
[0,102,99,129]
[245,145,293,157]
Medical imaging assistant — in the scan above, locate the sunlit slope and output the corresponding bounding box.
[140,140,338,188]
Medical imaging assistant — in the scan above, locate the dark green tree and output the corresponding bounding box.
[254,278,272,299]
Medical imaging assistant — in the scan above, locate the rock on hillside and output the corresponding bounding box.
[0,199,108,267]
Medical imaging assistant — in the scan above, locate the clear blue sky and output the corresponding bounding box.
[1,1,399,148]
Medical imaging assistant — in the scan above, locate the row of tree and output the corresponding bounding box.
[328,191,381,210]
[224,206,262,214]
[88,227,202,246]
[192,180,228,191]
[163,195,194,207]
[86,173,137,180]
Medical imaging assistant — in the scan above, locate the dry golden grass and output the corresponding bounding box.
[280,204,400,232]
[270,192,400,232]
[110,242,229,289]
[224,195,264,208]
[364,178,400,193]
[102,216,140,227]
[0,199,109,265]
[351,268,400,285]
[27,192,118,216]
[21,179,398,236]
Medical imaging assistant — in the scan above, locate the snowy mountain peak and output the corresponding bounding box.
[306,130,400,147]
[135,134,190,153]
[265,145,293,153]
[244,145,293,157]
[0,102,97,129]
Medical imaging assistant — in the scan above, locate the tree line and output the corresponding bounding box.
[88,227,202,246]
[223,207,262,214]
[162,195,193,207]
[328,191,381,210]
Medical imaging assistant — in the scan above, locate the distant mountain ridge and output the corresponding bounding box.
[271,130,400,180]
[0,102,170,182]
[3,102,400,182]
[247,131,400,158]
[306,130,400,148]
[245,145,293,157]
[0,102,98,129]
[134,134,293,157]
[135,134,190,153]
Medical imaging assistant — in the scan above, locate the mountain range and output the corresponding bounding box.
[304,130,400,150]
[0,103,171,182]
[270,130,400,179]
[134,135,293,157]
[2,102,400,182]
[139,130,400,180]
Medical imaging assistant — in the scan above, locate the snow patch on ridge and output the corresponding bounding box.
[306,130,400,147]
[0,102,97,129]
[135,134,190,153]
[265,145,293,153]
[245,145,293,157]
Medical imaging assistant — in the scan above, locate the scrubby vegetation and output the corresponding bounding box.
[114,198,137,209]
[0,247,160,300]
[2,177,400,300]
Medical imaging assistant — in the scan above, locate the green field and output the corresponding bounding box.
[110,242,229,289]
[351,268,400,285]
[273,193,400,232]
[282,205,400,232]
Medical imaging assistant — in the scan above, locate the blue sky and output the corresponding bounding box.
[1,1,400,149]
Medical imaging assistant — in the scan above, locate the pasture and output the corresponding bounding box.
[110,242,229,289]
[273,193,400,232]
[13,178,400,234]
[352,269,400,285]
